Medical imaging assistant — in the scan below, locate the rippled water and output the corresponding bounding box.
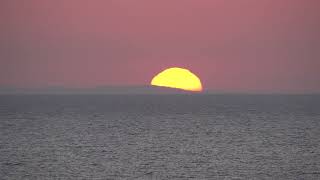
[0,94,320,179]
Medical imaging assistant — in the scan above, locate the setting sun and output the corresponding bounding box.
[151,67,203,92]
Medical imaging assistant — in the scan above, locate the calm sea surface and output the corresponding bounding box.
[0,94,320,179]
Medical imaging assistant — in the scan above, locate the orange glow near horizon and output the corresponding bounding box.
[151,67,203,92]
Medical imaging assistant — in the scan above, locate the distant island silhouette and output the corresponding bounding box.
[0,86,202,94]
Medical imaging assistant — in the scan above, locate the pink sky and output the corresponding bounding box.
[1,0,319,92]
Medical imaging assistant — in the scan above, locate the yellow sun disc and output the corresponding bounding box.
[151,67,203,92]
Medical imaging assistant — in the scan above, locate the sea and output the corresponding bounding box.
[0,94,319,179]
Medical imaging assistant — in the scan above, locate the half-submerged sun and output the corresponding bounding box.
[151,67,203,92]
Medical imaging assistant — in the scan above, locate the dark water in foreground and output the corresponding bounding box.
[0,94,320,179]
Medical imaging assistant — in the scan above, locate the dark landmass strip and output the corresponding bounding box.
[0,86,198,94]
